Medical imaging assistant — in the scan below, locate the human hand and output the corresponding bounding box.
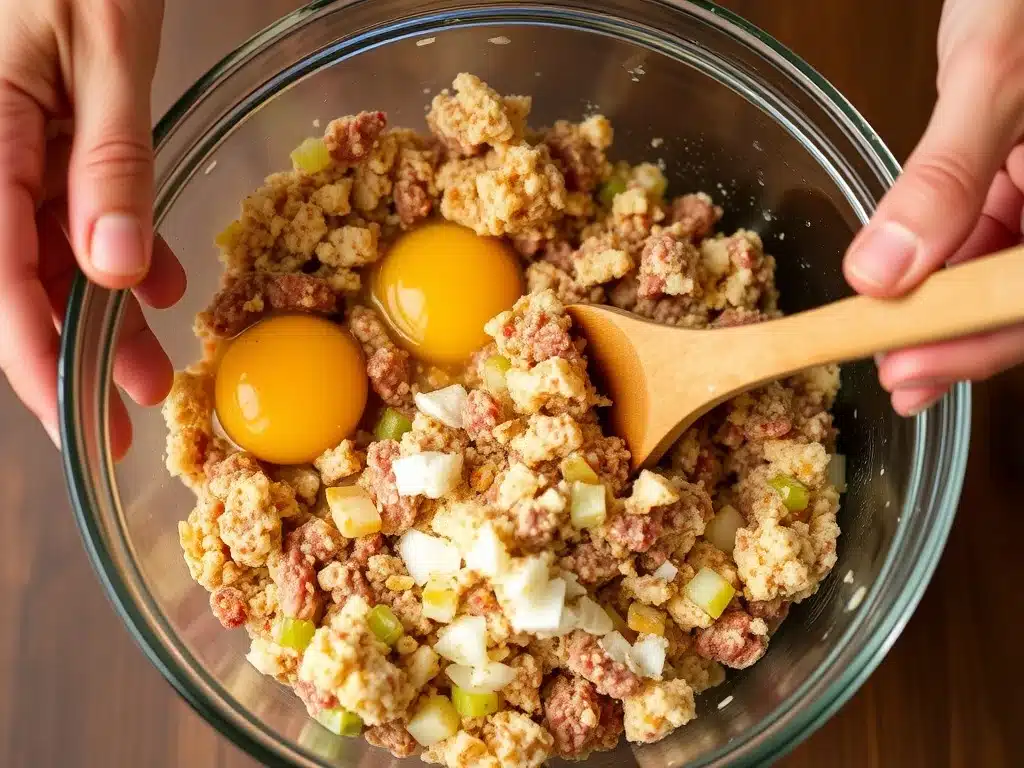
[843,0,1024,416]
[0,0,185,457]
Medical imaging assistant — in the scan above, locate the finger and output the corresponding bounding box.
[134,234,186,309]
[37,205,80,326]
[844,58,1024,297]
[108,386,133,461]
[891,384,950,418]
[948,169,1024,264]
[66,1,163,290]
[113,294,173,406]
[0,83,60,446]
[878,323,1024,390]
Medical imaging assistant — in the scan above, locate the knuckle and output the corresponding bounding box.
[79,136,152,181]
[904,151,983,209]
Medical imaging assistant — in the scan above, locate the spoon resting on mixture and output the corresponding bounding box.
[567,244,1024,471]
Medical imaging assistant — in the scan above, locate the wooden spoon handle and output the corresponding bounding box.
[730,244,1024,382]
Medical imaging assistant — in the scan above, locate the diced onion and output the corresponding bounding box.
[570,482,607,529]
[397,529,461,586]
[393,452,463,499]
[651,560,678,582]
[434,616,489,667]
[464,523,510,578]
[407,695,460,747]
[496,555,550,601]
[507,578,567,633]
[573,597,613,636]
[599,631,640,674]
[414,385,468,429]
[704,505,744,555]
[483,355,512,394]
[560,454,600,484]
[325,486,382,539]
[290,137,332,174]
[630,635,668,679]
[827,454,848,493]
[445,661,516,693]
[422,579,459,623]
[684,567,736,620]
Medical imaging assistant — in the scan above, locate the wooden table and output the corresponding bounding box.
[1,0,1020,765]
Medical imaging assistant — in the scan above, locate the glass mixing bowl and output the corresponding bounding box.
[58,1,970,766]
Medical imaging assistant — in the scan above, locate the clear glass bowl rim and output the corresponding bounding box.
[57,1,971,766]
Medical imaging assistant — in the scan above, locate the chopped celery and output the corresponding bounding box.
[570,482,607,529]
[422,579,459,623]
[290,137,332,174]
[769,474,810,512]
[627,603,666,636]
[483,355,512,393]
[560,454,600,485]
[407,694,460,747]
[451,686,499,717]
[316,708,363,737]
[598,176,627,207]
[374,407,413,441]
[276,617,317,651]
[368,604,404,646]
[684,567,736,619]
[325,486,382,538]
[704,505,745,555]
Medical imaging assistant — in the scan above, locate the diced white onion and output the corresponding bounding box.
[600,631,640,673]
[827,454,848,493]
[652,560,678,582]
[496,555,551,601]
[397,529,461,586]
[393,451,463,499]
[507,578,567,633]
[464,523,510,578]
[433,616,488,667]
[704,505,744,555]
[414,385,468,429]
[630,634,668,679]
[445,661,516,693]
[574,597,613,636]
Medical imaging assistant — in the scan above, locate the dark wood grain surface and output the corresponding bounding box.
[1,0,1020,766]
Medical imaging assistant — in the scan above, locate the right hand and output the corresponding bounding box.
[0,0,185,457]
[842,0,1024,416]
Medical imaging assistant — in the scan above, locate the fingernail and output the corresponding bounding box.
[44,421,61,450]
[904,391,945,417]
[847,221,920,289]
[90,213,148,278]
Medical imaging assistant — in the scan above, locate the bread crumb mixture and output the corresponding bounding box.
[165,73,842,763]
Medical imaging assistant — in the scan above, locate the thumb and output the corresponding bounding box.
[67,2,161,290]
[844,57,1024,297]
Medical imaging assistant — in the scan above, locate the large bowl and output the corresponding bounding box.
[58,1,970,766]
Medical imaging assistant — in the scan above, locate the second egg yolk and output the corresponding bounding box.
[370,222,524,366]
[214,314,368,465]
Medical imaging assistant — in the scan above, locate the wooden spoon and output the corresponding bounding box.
[567,244,1024,471]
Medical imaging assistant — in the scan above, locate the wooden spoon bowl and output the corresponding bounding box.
[568,245,1024,470]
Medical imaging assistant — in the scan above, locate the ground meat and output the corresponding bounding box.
[462,389,503,441]
[283,518,345,565]
[711,307,771,328]
[317,561,375,608]
[667,193,721,241]
[293,679,340,716]
[543,117,611,193]
[323,111,387,164]
[542,240,576,272]
[361,440,422,534]
[367,346,414,407]
[543,673,623,759]
[351,533,385,564]
[512,496,561,551]
[210,586,247,629]
[463,584,501,616]
[199,273,337,338]
[393,146,438,227]
[693,610,769,669]
[485,290,579,367]
[579,425,631,495]
[747,597,791,625]
[637,233,700,299]
[560,539,622,585]
[272,547,321,621]
[526,261,606,306]
[565,631,642,699]
[607,511,663,553]
[348,304,392,354]
[504,653,543,715]
[365,722,418,758]
[206,451,263,481]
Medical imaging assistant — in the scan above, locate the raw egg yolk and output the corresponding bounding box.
[214,314,368,465]
[371,221,524,365]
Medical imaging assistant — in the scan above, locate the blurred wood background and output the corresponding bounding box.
[1,0,1021,766]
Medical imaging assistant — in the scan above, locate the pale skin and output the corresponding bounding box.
[0,0,1021,458]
